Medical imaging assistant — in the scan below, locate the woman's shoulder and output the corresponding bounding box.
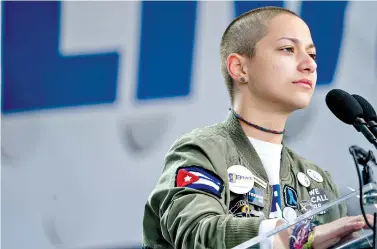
[170,122,230,148]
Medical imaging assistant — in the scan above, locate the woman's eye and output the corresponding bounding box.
[281,47,294,53]
[281,47,317,61]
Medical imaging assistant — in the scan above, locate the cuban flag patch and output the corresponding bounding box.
[175,166,224,198]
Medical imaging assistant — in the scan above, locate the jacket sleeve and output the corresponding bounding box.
[149,133,264,249]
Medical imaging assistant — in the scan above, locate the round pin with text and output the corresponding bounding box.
[227,165,255,194]
[283,207,297,223]
[307,169,323,183]
[297,172,311,187]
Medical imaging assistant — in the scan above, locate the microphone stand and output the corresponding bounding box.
[354,117,377,150]
[349,145,377,249]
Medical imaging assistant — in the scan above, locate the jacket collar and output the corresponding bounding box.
[222,110,291,182]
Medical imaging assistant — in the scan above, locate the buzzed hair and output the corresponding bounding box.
[220,6,298,104]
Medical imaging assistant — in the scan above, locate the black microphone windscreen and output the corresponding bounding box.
[352,94,377,122]
[325,89,363,125]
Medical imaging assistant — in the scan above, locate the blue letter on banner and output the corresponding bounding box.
[300,1,348,86]
[2,1,119,113]
[136,1,197,101]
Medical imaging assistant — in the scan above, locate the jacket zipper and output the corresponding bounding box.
[264,184,272,218]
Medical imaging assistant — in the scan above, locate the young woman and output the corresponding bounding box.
[142,6,374,249]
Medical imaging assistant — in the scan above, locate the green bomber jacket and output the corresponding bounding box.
[142,112,347,249]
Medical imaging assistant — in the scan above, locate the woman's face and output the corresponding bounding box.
[244,13,317,112]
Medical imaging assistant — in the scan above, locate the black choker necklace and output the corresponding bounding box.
[229,108,286,135]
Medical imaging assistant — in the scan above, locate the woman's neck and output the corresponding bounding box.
[233,99,290,145]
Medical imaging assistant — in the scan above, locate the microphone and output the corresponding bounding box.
[328,90,377,243]
[325,89,377,149]
[352,94,377,138]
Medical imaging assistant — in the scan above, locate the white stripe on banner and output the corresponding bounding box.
[191,171,211,180]
[195,178,220,191]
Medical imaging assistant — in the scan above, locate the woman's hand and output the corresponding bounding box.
[274,214,374,249]
[311,214,375,249]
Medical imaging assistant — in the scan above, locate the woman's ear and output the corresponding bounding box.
[227,53,247,84]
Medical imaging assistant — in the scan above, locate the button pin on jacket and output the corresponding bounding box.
[308,187,330,215]
[283,207,297,223]
[307,169,324,183]
[297,172,311,187]
[227,165,255,194]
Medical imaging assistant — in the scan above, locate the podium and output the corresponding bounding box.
[231,183,377,249]
[333,229,374,249]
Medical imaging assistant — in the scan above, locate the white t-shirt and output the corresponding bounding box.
[248,136,282,185]
[248,137,286,249]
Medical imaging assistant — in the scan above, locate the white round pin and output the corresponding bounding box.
[297,172,311,187]
[227,165,255,194]
[307,169,323,183]
[283,207,297,223]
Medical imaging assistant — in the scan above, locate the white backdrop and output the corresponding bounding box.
[2,1,377,249]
